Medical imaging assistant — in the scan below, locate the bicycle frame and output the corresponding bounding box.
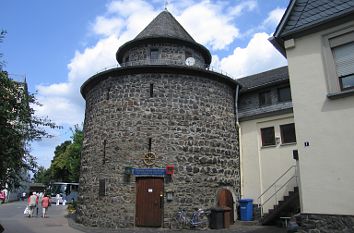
[175,208,209,229]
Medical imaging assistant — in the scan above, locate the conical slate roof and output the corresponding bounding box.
[135,10,195,42]
[116,10,211,65]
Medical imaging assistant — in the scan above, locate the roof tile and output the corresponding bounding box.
[237,66,289,93]
[281,0,354,36]
[135,10,195,42]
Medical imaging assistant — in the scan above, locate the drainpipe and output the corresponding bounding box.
[234,84,243,199]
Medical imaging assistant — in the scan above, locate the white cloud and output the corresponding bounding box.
[219,32,287,78]
[178,1,239,50]
[92,16,123,37]
[228,0,257,17]
[263,8,286,29]
[33,1,158,129]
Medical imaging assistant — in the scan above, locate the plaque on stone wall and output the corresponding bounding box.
[143,152,156,166]
[133,168,166,177]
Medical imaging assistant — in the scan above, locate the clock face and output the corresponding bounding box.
[185,57,195,66]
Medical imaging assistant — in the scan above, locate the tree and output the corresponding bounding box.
[32,166,51,185]
[33,126,83,184]
[0,70,59,190]
[0,32,60,190]
[0,30,6,70]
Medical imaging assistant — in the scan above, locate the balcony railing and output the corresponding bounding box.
[120,58,206,68]
[93,58,234,79]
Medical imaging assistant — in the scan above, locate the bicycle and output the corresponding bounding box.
[175,208,210,230]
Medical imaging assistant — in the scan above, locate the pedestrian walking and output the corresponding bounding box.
[56,193,60,206]
[41,194,51,218]
[27,192,38,218]
[62,193,67,206]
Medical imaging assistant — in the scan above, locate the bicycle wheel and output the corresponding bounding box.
[174,213,185,230]
[197,213,209,230]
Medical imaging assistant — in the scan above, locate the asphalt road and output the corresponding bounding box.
[0,201,286,233]
[0,201,82,233]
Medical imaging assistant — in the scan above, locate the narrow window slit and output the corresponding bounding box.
[150,84,154,97]
[103,140,107,164]
[106,88,110,100]
[99,179,106,196]
[148,138,152,152]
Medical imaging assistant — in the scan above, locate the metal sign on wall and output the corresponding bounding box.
[132,168,166,177]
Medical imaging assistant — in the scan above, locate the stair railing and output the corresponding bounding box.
[257,165,298,216]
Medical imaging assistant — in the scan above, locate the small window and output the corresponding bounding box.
[106,88,110,100]
[150,49,159,60]
[261,127,275,146]
[280,123,296,144]
[332,42,354,91]
[150,84,154,97]
[259,91,272,106]
[185,51,192,59]
[324,30,354,96]
[99,179,106,196]
[103,140,107,164]
[277,86,292,102]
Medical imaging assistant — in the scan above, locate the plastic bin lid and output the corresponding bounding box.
[239,198,253,202]
[211,207,225,211]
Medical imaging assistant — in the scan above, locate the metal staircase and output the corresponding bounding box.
[257,165,300,225]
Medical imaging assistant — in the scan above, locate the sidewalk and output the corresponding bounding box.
[67,215,286,233]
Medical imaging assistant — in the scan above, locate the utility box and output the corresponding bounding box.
[209,208,224,229]
[239,199,253,221]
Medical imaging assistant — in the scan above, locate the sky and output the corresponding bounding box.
[1,0,289,168]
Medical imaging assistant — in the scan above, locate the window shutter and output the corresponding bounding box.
[332,42,354,77]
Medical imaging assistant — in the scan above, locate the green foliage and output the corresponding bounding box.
[33,126,83,184]
[0,71,59,190]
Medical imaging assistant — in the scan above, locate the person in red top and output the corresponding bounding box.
[41,194,51,218]
[0,191,6,204]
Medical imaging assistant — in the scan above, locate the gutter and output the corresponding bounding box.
[268,36,286,58]
[235,84,244,198]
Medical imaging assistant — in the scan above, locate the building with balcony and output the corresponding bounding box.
[270,0,354,232]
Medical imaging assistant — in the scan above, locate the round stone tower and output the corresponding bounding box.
[77,10,240,229]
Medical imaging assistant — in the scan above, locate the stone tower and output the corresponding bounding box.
[77,10,240,228]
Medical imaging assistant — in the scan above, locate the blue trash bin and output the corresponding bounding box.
[239,199,253,221]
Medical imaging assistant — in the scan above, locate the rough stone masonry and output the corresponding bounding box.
[77,10,241,229]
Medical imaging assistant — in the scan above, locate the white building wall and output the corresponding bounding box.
[285,23,354,215]
[240,113,297,213]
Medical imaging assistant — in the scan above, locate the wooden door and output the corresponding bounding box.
[218,189,234,224]
[135,177,163,227]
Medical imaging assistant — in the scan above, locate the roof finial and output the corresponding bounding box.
[164,0,169,11]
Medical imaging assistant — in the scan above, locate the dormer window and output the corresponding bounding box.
[259,90,272,106]
[277,86,292,102]
[185,51,192,59]
[150,49,159,60]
